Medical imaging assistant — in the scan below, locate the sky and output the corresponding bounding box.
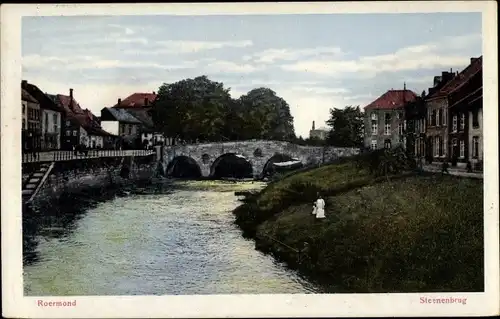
[22,13,482,138]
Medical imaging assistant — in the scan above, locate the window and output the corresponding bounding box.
[44,113,49,132]
[371,140,377,150]
[22,119,26,129]
[434,136,439,157]
[371,121,378,135]
[442,109,447,126]
[398,123,403,135]
[459,140,465,158]
[397,112,402,119]
[73,130,77,136]
[460,113,465,130]
[472,136,479,158]
[472,110,479,128]
[66,130,70,136]
[436,109,441,127]
[128,125,133,135]
[53,114,58,132]
[384,139,392,149]
[66,120,70,127]
[22,104,26,114]
[371,113,377,120]
[452,115,458,132]
[385,113,391,122]
[384,122,391,135]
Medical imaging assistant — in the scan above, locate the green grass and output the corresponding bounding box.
[234,160,484,293]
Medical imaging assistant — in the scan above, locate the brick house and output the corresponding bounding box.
[423,70,460,163]
[364,87,417,150]
[447,57,483,169]
[425,57,482,165]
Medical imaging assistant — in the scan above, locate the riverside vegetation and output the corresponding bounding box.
[233,146,483,293]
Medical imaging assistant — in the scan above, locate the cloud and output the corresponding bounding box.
[153,40,253,54]
[204,60,261,74]
[22,54,200,71]
[243,46,343,63]
[280,33,481,78]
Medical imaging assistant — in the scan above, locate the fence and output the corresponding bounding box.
[22,149,155,163]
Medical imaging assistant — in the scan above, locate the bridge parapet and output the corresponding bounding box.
[163,140,360,178]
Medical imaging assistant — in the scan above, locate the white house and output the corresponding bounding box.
[41,108,62,150]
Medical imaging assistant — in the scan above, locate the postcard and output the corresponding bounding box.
[1,1,498,318]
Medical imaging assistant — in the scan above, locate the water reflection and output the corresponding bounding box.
[23,180,320,295]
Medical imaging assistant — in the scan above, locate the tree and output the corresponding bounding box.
[326,105,364,147]
[151,76,233,143]
[237,88,296,141]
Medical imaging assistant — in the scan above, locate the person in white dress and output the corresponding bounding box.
[311,202,317,215]
[315,195,326,219]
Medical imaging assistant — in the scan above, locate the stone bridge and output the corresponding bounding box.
[162,140,360,178]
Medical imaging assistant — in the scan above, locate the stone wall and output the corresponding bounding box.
[163,140,360,177]
[31,156,157,207]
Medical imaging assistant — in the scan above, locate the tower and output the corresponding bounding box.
[312,121,315,130]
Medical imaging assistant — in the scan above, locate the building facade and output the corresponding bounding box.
[24,81,65,151]
[21,87,42,152]
[425,57,482,165]
[364,88,417,150]
[447,57,483,168]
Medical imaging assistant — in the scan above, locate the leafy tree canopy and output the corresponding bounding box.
[326,105,364,147]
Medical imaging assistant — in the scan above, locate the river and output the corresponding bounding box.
[23,180,321,295]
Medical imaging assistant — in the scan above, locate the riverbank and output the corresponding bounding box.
[233,160,484,293]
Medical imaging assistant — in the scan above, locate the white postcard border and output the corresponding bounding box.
[1,2,498,318]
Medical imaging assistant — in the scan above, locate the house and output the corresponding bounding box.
[309,121,329,140]
[404,71,456,160]
[424,58,482,165]
[100,106,143,148]
[21,86,42,152]
[22,80,63,150]
[447,57,483,169]
[50,88,117,150]
[110,91,170,147]
[363,86,418,150]
[403,91,426,158]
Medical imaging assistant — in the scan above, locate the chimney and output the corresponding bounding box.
[470,57,477,64]
[70,88,73,99]
[153,91,156,95]
[312,121,315,130]
[117,98,121,106]
[21,80,28,89]
[144,97,149,106]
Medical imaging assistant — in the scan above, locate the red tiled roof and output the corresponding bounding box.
[427,56,482,99]
[57,94,85,115]
[113,93,157,108]
[364,89,418,110]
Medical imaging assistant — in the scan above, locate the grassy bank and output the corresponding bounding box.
[233,158,484,293]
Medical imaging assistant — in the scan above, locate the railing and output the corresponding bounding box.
[22,149,155,163]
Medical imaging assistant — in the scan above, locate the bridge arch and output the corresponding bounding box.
[210,153,253,179]
[166,155,202,178]
[262,153,299,176]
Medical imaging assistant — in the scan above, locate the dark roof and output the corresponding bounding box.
[85,126,115,137]
[22,88,39,103]
[364,89,418,110]
[113,92,157,108]
[101,107,143,124]
[427,56,483,99]
[125,108,154,128]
